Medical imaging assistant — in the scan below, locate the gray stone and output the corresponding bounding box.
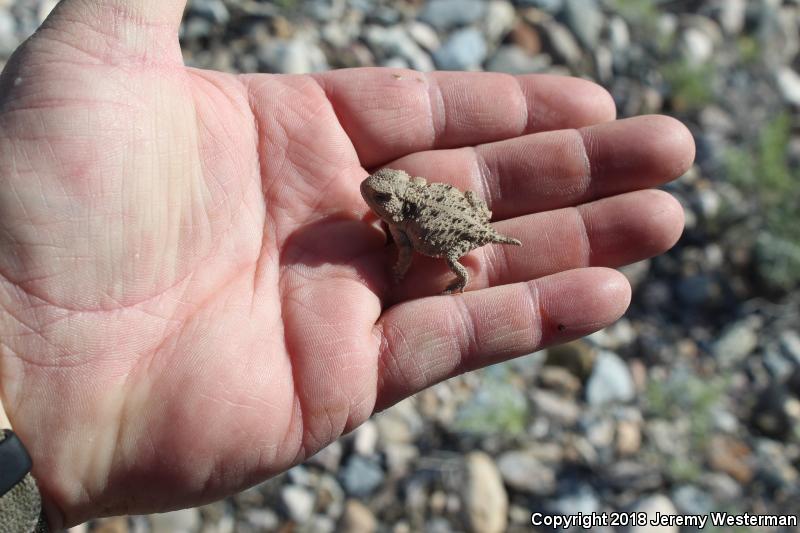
[243,509,280,531]
[679,26,714,65]
[585,350,635,405]
[515,0,563,13]
[628,495,678,533]
[608,16,630,54]
[363,25,435,71]
[780,330,800,363]
[462,452,508,533]
[564,0,604,48]
[375,398,424,443]
[340,456,385,497]
[776,67,800,106]
[713,317,760,368]
[0,7,16,55]
[354,420,379,456]
[317,474,346,518]
[419,0,487,30]
[550,483,599,514]
[486,46,551,74]
[340,500,377,533]
[150,509,201,533]
[307,440,344,472]
[433,28,488,70]
[407,21,441,52]
[497,450,557,496]
[188,0,229,24]
[672,485,714,515]
[716,0,747,34]
[258,38,329,74]
[483,1,517,43]
[531,389,580,425]
[541,21,582,64]
[281,485,316,524]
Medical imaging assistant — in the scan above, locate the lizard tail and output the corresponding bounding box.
[493,234,522,246]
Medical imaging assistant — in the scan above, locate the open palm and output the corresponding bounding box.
[0,0,693,527]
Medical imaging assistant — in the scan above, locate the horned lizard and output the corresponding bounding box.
[361,168,522,294]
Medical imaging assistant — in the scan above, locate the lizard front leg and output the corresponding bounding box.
[388,225,413,283]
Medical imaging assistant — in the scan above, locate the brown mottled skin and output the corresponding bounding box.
[361,168,522,293]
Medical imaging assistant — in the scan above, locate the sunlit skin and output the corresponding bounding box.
[0,0,693,527]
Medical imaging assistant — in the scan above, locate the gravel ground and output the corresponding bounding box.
[2,0,800,532]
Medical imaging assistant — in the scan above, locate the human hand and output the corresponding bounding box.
[0,0,693,527]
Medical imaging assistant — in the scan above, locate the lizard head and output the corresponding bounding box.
[360,168,411,224]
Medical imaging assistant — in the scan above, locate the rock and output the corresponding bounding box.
[509,20,542,54]
[708,435,754,484]
[258,38,329,74]
[367,5,402,25]
[354,420,379,456]
[715,0,747,35]
[418,0,487,30]
[776,67,800,106]
[339,456,385,497]
[672,484,715,515]
[540,20,583,64]
[754,438,799,492]
[515,0,563,13]
[616,419,642,455]
[550,483,599,514]
[287,464,314,487]
[188,0,229,24]
[0,7,17,55]
[483,1,517,43]
[340,500,377,533]
[150,509,201,533]
[780,330,800,363]
[564,0,604,48]
[537,365,582,395]
[628,495,678,533]
[281,485,316,524]
[585,351,635,406]
[751,386,792,440]
[605,461,662,492]
[317,474,346,518]
[307,440,344,472]
[304,0,346,22]
[93,517,129,533]
[433,28,487,70]
[243,509,280,531]
[679,26,714,65]
[375,398,424,444]
[702,472,742,502]
[545,340,596,380]
[497,450,557,496]
[37,0,58,23]
[713,317,760,368]
[486,46,550,74]
[384,442,419,475]
[608,16,630,53]
[462,452,508,533]
[363,25,435,71]
[531,389,580,425]
[407,21,440,52]
[676,274,720,307]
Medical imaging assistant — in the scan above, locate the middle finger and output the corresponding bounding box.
[385,115,695,220]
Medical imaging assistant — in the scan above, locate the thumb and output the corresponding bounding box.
[38,0,187,64]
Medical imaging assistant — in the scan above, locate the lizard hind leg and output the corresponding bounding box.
[443,253,469,294]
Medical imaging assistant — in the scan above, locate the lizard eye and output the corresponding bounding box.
[374,192,392,202]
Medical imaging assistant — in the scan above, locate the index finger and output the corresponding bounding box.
[312,69,616,168]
